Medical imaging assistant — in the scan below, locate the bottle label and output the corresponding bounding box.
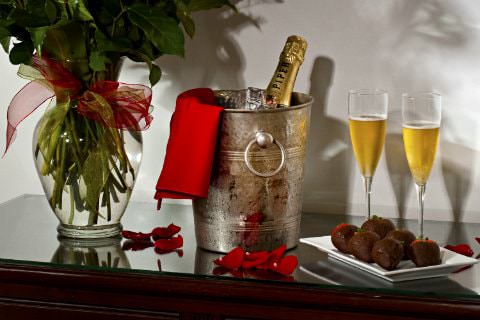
[271,62,291,90]
[265,35,307,107]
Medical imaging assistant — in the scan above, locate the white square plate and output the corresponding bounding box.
[300,236,479,282]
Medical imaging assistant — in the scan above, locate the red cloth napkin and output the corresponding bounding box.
[154,88,223,209]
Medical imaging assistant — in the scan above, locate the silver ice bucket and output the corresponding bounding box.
[193,92,312,252]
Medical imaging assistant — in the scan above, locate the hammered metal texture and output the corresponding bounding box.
[193,92,313,253]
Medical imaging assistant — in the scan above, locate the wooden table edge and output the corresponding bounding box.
[0,261,478,319]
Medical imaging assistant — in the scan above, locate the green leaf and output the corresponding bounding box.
[22,0,56,26]
[0,17,12,28]
[9,8,50,27]
[149,63,161,86]
[95,0,122,17]
[9,41,33,65]
[1,36,10,53]
[0,27,11,53]
[36,99,69,169]
[0,26,9,39]
[43,21,87,61]
[142,40,155,58]
[72,0,93,21]
[89,50,111,71]
[127,4,185,56]
[28,26,48,55]
[94,29,132,54]
[45,0,57,23]
[187,0,236,12]
[94,5,116,26]
[83,148,106,213]
[175,0,195,38]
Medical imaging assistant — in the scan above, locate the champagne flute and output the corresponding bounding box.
[402,92,441,238]
[348,89,388,220]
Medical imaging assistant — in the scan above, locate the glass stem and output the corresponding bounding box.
[416,183,426,239]
[363,176,373,220]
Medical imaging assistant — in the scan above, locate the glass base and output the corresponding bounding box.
[57,236,122,248]
[57,223,122,239]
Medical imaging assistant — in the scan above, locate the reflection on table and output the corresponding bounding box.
[0,195,478,300]
[51,237,131,269]
[300,255,478,295]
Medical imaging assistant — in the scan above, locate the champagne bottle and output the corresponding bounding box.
[265,35,308,108]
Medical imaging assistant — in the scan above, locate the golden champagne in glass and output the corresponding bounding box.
[348,89,388,220]
[402,123,440,185]
[349,116,387,177]
[402,93,441,238]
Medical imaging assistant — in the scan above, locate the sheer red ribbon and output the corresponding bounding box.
[4,55,153,154]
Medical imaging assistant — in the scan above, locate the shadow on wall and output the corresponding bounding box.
[392,0,469,49]
[382,0,474,225]
[441,116,477,243]
[385,0,470,88]
[384,130,412,229]
[157,1,284,112]
[303,56,351,217]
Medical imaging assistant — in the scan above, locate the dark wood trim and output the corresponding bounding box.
[0,299,179,320]
[0,262,478,319]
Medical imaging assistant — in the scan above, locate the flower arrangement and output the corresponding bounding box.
[1,0,235,85]
[0,0,234,235]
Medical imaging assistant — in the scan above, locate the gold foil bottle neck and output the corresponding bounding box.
[280,35,308,64]
[265,35,308,108]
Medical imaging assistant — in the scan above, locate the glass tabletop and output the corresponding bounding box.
[0,194,479,300]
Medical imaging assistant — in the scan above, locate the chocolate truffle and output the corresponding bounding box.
[408,239,441,267]
[371,238,404,270]
[348,231,380,263]
[386,229,416,260]
[331,223,358,254]
[361,216,395,239]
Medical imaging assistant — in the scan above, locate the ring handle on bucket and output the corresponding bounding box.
[244,131,286,178]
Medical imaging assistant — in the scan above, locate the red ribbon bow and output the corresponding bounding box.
[5,54,153,154]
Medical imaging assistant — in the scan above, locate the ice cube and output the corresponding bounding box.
[245,87,268,110]
[215,89,247,109]
[215,88,277,110]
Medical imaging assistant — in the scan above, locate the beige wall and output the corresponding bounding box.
[1,0,479,222]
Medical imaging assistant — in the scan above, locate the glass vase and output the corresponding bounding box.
[32,60,142,239]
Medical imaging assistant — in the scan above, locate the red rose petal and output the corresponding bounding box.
[154,235,183,251]
[245,251,269,261]
[213,266,230,275]
[151,223,181,239]
[154,247,169,254]
[255,245,288,270]
[255,263,270,270]
[214,247,245,270]
[269,255,298,276]
[122,240,154,251]
[230,269,244,278]
[245,269,295,282]
[269,244,287,262]
[475,237,480,245]
[121,230,152,242]
[445,244,474,257]
[242,251,270,269]
[212,266,244,278]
